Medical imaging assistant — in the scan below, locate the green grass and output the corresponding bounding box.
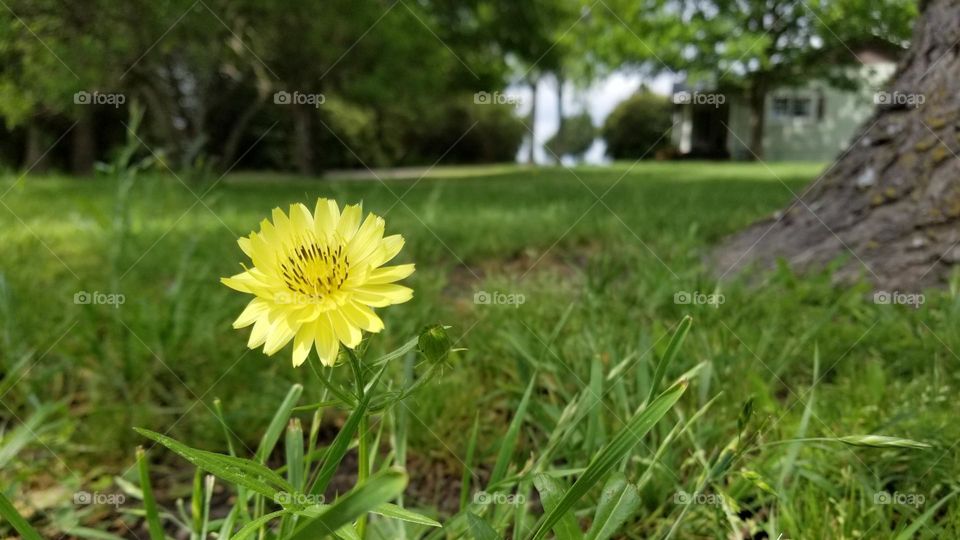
[4,161,960,538]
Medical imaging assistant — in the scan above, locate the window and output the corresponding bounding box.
[771,95,817,120]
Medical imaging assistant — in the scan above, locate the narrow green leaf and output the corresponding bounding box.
[136,447,165,540]
[230,510,289,540]
[528,381,687,540]
[286,419,305,492]
[371,502,442,527]
[585,474,640,540]
[134,428,293,499]
[490,377,536,486]
[291,468,407,539]
[893,488,959,540]
[467,513,500,540]
[532,474,582,540]
[309,366,386,496]
[460,412,481,511]
[0,489,43,540]
[256,384,303,464]
[646,316,692,406]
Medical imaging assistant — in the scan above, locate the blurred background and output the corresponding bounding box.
[10,0,960,539]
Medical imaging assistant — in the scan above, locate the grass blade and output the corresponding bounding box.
[136,446,165,540]
[460,412,481,511]
[528,380,688,540]
[585,474,640,540]
[645,316,692,406]
[532,473,583,540]
[0,489,43,540]
[290,468,407,539]
[467,513,500,540]
[490,377,536,486]
[256,384,303,464]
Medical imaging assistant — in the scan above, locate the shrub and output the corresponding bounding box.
[602,91,673,160]
[545,112,596,161]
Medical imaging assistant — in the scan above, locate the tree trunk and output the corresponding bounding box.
[527,78,538,165]
[71,111,96,176]
[554,72,563,164]
[712,0,960,291]
[22,122,50,174]
[292,105,313,176]
[746,78,767,160]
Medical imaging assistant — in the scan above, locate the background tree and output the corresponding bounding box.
[714,0,960,290]
[602,90,672,159]
[593,0,916,159]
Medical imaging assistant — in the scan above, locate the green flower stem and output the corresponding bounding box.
[347,348,371,539]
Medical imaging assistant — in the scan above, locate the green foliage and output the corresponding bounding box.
[601,91,673,159]
[545,112,596,161]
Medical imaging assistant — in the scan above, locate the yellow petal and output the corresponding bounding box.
[263,316,296,356]
[289,203,314,233]
[247,316,273,348]
[271,207,293,239]
[292,322,315,367]
[342,301,384,333]
[314,317,339,366]
[314,198,341,237]
[336,204,363,241]
[233,298,269,328]
[366,264,415,284]
[329,311,362,348]
[347,214,385,263]
[352,284,413,307]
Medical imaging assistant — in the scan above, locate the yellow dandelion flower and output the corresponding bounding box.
[222,199,414,367]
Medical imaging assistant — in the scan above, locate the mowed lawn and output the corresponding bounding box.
[5,161,960,537]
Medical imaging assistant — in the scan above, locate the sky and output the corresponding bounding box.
[510,71,675,164]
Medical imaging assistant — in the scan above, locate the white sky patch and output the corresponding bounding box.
[509,71,674,165]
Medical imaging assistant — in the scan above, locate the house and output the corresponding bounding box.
[670,50,898,161]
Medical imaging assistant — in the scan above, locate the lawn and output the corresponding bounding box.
[4,161,960,538]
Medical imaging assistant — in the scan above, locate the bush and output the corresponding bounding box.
[407,95,526,164]
[602,91,673,160]
[545,112,595,161]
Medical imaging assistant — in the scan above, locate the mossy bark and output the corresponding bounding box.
[713,0,960,291]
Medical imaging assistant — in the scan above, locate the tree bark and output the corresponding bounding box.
[746,77,767,160]
[712,0,960,291]
[71,111,96,176]
[527,77,538,165]
[22,122,50,174]
[292,105,313,176]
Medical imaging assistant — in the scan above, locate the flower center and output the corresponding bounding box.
[278,236,349,299]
